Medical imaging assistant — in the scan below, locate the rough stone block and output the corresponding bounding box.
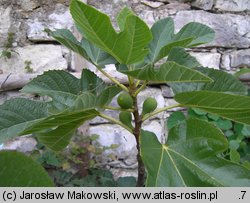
[88,124,137,161]
[191,0,213,10]
[89,119,164,164]
[0,45,67,74]
[174,11,250,48]
[215,0,250,12]
[190,52,221,69]
[1,136,37,153]
[141,0,164,8]
[27,4,73,41]
[20,0,40,11]
[0,6,11,46]
[161,85,174,98]
[222,49,250,70]
[155,3,191,17]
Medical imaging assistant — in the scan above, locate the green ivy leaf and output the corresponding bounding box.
[167,111,186,130]
[175,91,250,125]
[207,113,220,121]
[70,0,152,64]
[229,140,240,150]
[230,149,241,163]
[141,118,250,186]
[215,118,233,131]
[241,125,250,138]
[117,177,137,187]
[0,151,53,186]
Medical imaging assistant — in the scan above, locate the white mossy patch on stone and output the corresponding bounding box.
[0,45,67,74]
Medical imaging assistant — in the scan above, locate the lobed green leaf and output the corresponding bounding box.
[0,98,48,143]
[141,118,250,186]
[70,0,152,64]
[120,62,212,83]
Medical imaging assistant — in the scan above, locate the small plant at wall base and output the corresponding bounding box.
[0,0,250,186]
[0,32,16,60]
[24,60,34,73]
[31,134,135,186]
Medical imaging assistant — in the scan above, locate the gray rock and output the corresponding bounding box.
[142,119,164,142]
[165,98,184,112]
[89,119,165,166]
[161,85,174,98]
[141,0,164,8]
[110,168,137,180]
[191,0,213,10]
[222,49,250,70]
[190,52,221,69]
[1,136,37,153]
[20,0,40,11]
[0,45,67,74]
[215,0,250,12]
[155,3,191,17]
[27,4,73,41]
[0,6,11,46]
[174,11,250,48]
[88,124,137,161]
[138,10,155,27]
[155,0,191,2]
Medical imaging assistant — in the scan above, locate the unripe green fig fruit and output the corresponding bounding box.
[142,97,157,115]
[117,93,133,109]
[119,111,133,128]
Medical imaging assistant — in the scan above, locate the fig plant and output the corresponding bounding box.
[0,0,250,186]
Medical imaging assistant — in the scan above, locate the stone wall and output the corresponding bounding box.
[0,0,250,178]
